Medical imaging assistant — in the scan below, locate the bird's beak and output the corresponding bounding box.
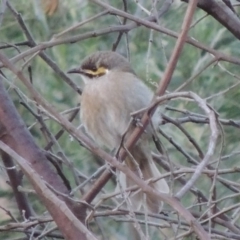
[67,68,83,74]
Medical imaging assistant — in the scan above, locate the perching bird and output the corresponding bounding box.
[68,51,169,212]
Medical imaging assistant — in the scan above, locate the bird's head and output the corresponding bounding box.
[67,51,135,83]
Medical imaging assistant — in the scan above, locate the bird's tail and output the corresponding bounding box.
[118,144,169,213]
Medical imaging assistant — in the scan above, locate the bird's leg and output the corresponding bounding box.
[131,109,144,128]
[131,111,149,133]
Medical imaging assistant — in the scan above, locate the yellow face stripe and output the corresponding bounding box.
[84,67,107,76]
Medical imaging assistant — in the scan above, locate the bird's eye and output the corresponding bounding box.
[91,66,97,71]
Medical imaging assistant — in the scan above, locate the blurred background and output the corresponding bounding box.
[1,0,240,239]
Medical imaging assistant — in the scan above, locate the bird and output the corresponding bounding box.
[68,51,169,212]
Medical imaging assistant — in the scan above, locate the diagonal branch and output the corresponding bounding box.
[182,0,240,40]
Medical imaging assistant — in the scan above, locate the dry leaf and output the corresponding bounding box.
[41,0,59,16]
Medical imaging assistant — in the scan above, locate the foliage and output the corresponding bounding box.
[0,0,240,239]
